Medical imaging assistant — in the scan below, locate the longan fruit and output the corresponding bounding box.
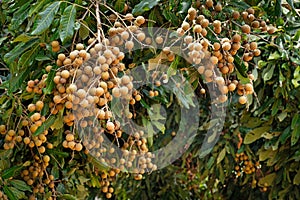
[119,86,129,96]
[232,11,240,19]
[36,101,44,111]
[75,143,83,151]
[137,32,146,41]
[250,42,257,50]
[177,28,185,36]
[232,34,241,43]
[188,7,197,16]
[43,155,50,163]
[61,70,70,79]
[253,49,261,56]
[125,13,134,21]
[251,21,260,28]
[206,0,213,7]
[200,88,206,94]
[228,83,236,91]
[66,133,74,142]
[155,36,164,44]
[57,53,66,61]
[51,41,59,48]
[135,94,141,101]
[210,56,219,64]
[106,122,115,131]
[181,21,190,31]
[213,42,221,51]
[28,104,36,112]
[52,46,60,53]
[219,95,228,103]
[135,16,145,25]
[247,7,255,15]
[214,3,222,11]
[241,24,251,34]
[125,41,134,50]
[76,43,84,50]
[121,75,131,85]
[200,19,209,28]
[239,96,247,104]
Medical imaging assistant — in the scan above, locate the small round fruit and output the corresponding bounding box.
[51,41,59,48]
[75,143,83,151]
[239,96,247,104]
[43,155,50,163]
[242,25,251,34]
[106,122,115,131]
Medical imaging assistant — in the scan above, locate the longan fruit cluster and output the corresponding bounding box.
[26,77,46,94]
[21,155,55,196]
[0,126,17,150]
[62,130,83,151]
[234,152,260,177]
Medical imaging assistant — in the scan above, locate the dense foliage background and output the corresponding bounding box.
[0,0,300,199]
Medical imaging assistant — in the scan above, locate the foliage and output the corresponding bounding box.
[0,0,299,200]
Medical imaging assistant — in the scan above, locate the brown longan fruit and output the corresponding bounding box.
[66,133,74,142]
[200,19,209,28]
[250,42,257,50]
[155,36,164,44]
[181,21,190,31]
[125,41,134,50]
[51,41,59,48]
[135,16,145,25]
[232,34,241,43]
[76,43,84,50]
[57,53,66,61]
[106,122,115,131]
[241,24,251,34]
[52,46,60,53]
[75,143,83,151]
[239,95,247,104]
[232,11,240,19]
[228,83,236,91]
[28,104,36,112]
[251,21,260,28]
[210,56,218,64]
[206,0,213,7]
[35,101,44,111]
[219,95,228,103]
[247,7,255,15]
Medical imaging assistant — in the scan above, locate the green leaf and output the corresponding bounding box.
[132,0,160,15]
[2,165,23,179]
[268,51,281,60]
[274,0,282,17]
[292,114,300,130]
[292,66,300,88]
[59,4,76,43]
[79,20,89,40]
[28,0,51,17]
[244,126,271,144]
[7,187,26,199]
[35,55,52,61]
[217,148,226,164]
[9,180,32,192]
[167,55,179,77]
[33,115,56,136]
[13,34,37,43]
[10,1,31,30]
[263,65,275,82]
[9,66,32,93]
[3,185,18,200]
[291,125,300,146]
[43,68,56,94]
[114,0,125,12]
[18,44,39,69]
[234,55,248,78]
[32,1,61,35]
[59,194,78,200]
[4,38,39,66]
[258,173,276,187]
[293,170,300,185]
[277,112,287,122]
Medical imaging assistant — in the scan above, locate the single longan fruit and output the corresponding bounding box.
[43,155,50,163]
[250,42,257,50]
[76,43,84,50]
[135,16,145,25]
[241,24,251,34]
[137,32,146,41]
[121,75,131,85]
[188,7,197,16]
[232,11,240,19]
[75,143,83,151]
[181,21,190,31]
[155,36,164,44]
[219,95,228,103]
[200,88,206,94]
[232,34,241,43]
[61,70,70,79]
[112,87,121,98]
[57,53,66,61]
[206,0,213,7]
[228,83,236,91]
[251,21,260,28]
[193,24,203,33]
[52,46,60,53]
[247,7,255,15]
[51,41,59,48]
[28,104,36,112]
[200,19,209,28]
[119,86,129,96]
[214,3,222,11]
[106,122,115,131]
[125,41,134,50]
[66,133,74,142]
[239,95,247,104]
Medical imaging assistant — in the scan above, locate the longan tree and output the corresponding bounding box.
[0,0,299,199]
